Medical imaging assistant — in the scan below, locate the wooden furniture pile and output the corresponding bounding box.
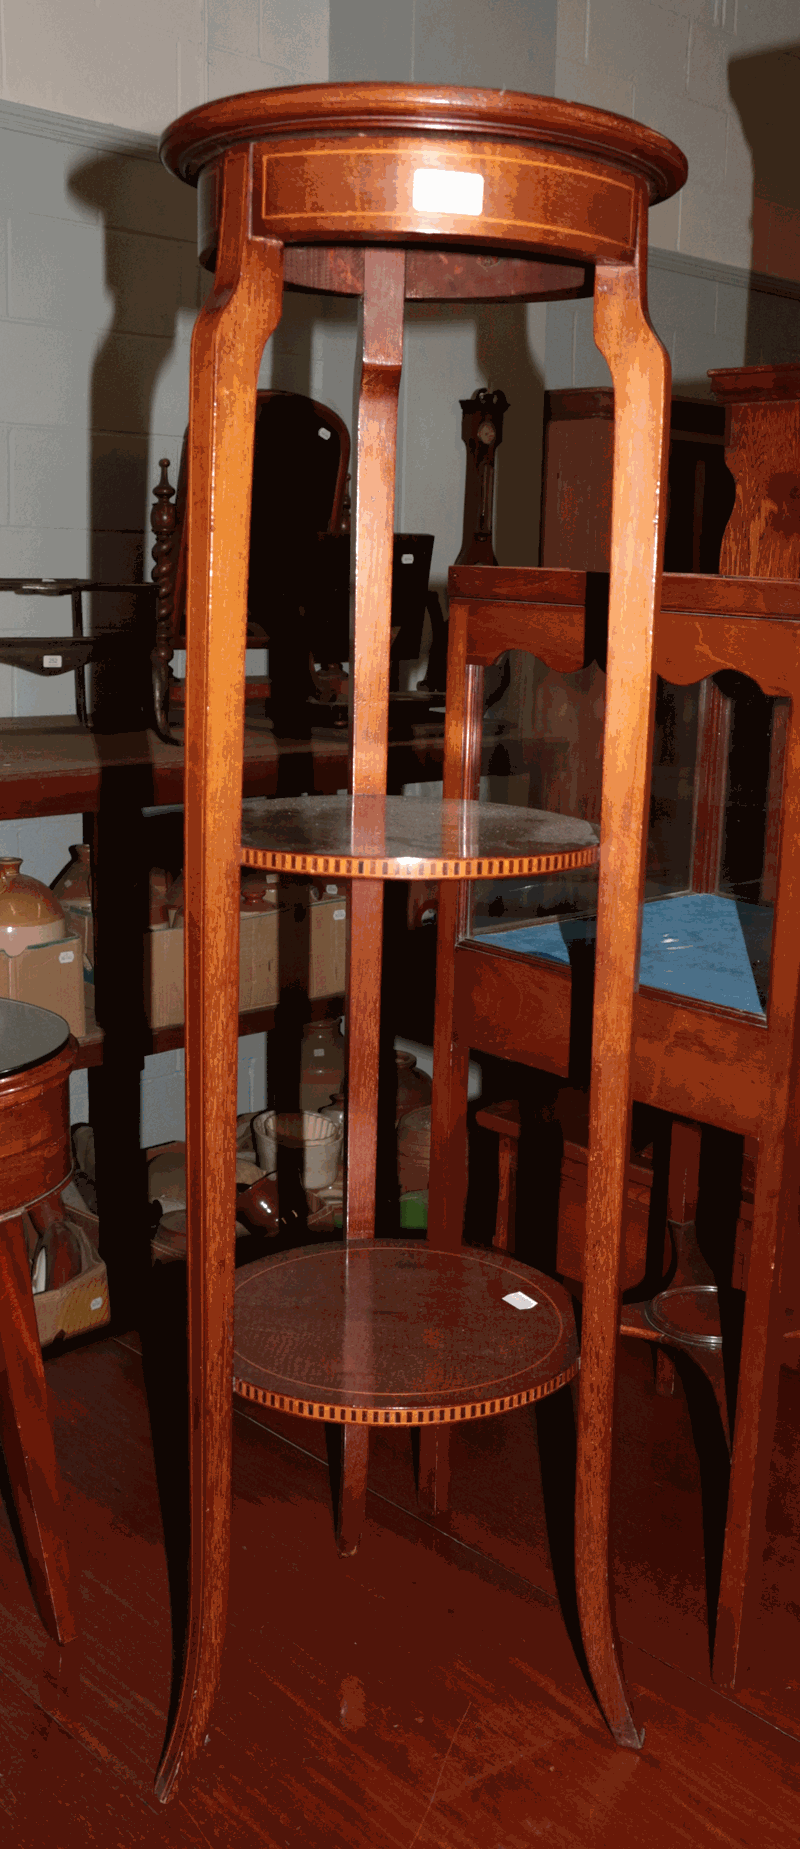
[437,359,800,1697]
[153,80,687,1799]
[0,578,156,729]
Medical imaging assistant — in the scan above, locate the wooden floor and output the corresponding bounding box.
[2,1306,799,1846]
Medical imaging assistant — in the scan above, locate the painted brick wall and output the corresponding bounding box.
[0,0,328,132]
[549,0,800,393]
[556,0,800,274]
[0,1,328,1140]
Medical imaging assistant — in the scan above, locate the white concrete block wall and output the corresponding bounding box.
[0,1,328,1142]
[328,0,558,590]
[0,0,328,133]
[555,0,800,279]
[550,0,800,394]
[0,118,202,1139]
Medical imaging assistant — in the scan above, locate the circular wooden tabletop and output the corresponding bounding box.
[233,1240,579,1423]
[160,82,687,205]
[0,997,70,1078]
[240,794,599,881]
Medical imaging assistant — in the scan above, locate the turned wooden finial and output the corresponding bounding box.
[150,458,178,739]
[455,387,509,567]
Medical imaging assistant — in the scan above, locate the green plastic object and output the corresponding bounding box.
[399,1190,428,1229]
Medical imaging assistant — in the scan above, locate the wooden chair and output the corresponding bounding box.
[150,388,351,740]
[472,378,775,1431]
[152,388,441,739]
[430,358,800,1702]
[473,364,799,1402]
[0,999,78,1646]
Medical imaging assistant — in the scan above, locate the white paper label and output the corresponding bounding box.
[412,168,484,216]
[90,1296,104,1311]
[43,653,62,668]
[401,552,414,564]
[333,908,346,921]
[58,950,74,963]
[503,1290,538,1311]
[325,883,339,894]
[318,426,331,440]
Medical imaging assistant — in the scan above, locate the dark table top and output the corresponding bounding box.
[0,997,70,1076]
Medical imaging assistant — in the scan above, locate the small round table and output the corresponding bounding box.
[0,997,76,1645]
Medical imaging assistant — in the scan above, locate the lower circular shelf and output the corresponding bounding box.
[233,1240,579,1424]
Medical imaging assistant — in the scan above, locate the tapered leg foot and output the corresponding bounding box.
[336,1425,369,1558]
[417,1426,451,1517]
[655,1348,677,1397]
[153,151,284,1805]
[0,1217,74,1645]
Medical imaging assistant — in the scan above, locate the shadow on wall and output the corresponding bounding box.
[399,298,545,566]
[728,42,800,364]
[65,149,199,721]
[475,301,545,567]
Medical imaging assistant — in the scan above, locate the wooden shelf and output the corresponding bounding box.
[241,793,599,881]
[0,716,447,822]
[73,983,282,1070]
[232,1241,579,1421]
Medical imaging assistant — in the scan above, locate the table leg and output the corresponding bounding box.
[420,882,471,1515]
[0,1215,74,1645]
[422,620,481,1513]
[154,149,283,1804]
[334,250,405,1549]
[345,880,384,1244]
[714,706,800,1687]
[575,194,670,1750]
[494,1134,518,1255]
[350,247,405,798]
[427,884,471,1255]
[336,1425,370,1558]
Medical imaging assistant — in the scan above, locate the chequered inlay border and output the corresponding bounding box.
[232,1357,580,1422]
[240,846,599,880]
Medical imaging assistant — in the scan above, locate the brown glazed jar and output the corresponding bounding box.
[52,842,92,908]
[52,843,94,969]
[299,1017,345,1113]
[0,857,66,956]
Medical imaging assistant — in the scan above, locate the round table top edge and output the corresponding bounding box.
[159,81,687,206]
[232,1357,580,1422]
[0,1001,74,1081]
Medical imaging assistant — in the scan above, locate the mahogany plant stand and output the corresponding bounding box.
[157,82,685,1800]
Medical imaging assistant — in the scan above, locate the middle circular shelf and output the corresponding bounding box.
[241,793,599,881]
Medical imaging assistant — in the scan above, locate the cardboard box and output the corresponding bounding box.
[145,925,184,1029]
[145,909,280,1029]
[145,893,346,1031]
[33,1223,110,1347]
[310,895,347,999]
[239,908,280,1012]
[0,933,85,1037]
